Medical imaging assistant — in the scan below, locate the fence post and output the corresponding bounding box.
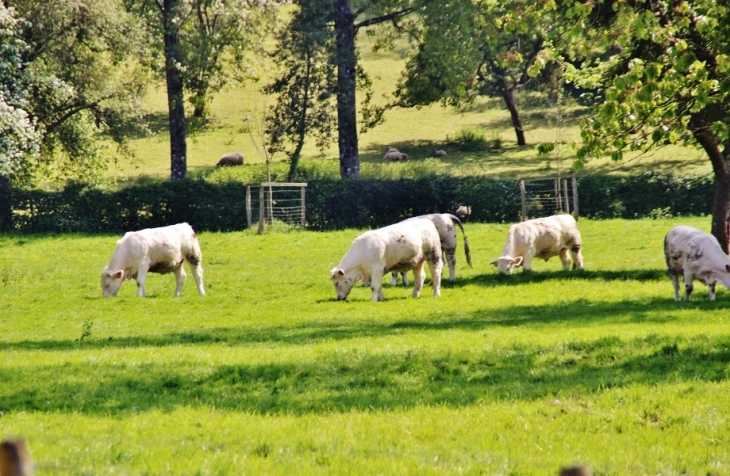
[257,186,265,234]
[245,186,252,229]
[562,178,570,214]
[571,174,579,220]
[519,179,527,221]
[300,186,306,228]
[0,439,33,476]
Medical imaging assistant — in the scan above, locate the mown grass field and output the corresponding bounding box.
[2,216,730,474]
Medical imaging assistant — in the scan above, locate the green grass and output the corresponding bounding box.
[2,216,730,474]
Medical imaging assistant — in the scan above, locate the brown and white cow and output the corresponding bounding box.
[664,225,730,301]
[391,213,472,284]
[491,214,583,274]
[330,218,444,301]
[101,223,205,297]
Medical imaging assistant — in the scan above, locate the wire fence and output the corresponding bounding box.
[519,174,578,221]
[246,182,308,229]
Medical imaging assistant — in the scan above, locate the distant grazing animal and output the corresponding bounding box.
[216,152,244,167]
[664,225,730,301]
[456,205,471,218]
[433,149,447,157]
[101,223,205,297]
[383,149,409,161]
[330,218,444,301]
[491,214,583,274]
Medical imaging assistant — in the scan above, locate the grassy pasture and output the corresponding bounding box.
[109,32,712,184]
[1,216,730,474]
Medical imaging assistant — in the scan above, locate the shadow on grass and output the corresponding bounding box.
[1,329,729,416]
[458,268,668,288]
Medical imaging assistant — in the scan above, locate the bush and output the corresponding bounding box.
[6,171,715,233]
[446,128,491,152]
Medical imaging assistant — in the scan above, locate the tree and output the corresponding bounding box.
[264,1,337,181]
[126,0,278,179]
[0,4,40,230]
[6,0,150,185]
[265,0,420,180]
[567,1,730,250]
[182,0,276,119]
[396,0,560,146]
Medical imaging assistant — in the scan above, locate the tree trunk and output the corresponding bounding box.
[288,51,312,182]
[691,116,730,252]
[501,87,526,146]
[0,176,11,232]
[163,0,187,180]
[334,0,360,179]
[191,89,208,118]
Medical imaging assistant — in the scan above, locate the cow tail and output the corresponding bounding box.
[447,214,473,268]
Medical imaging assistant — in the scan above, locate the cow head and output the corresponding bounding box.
[330,267,357,300]
[490,256,523,274]
[101,268,125,297]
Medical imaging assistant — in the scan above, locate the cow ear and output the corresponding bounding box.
[336,269,345,276]
[112,270,124,279]
[489,260,498,267]
[513,257,524,267]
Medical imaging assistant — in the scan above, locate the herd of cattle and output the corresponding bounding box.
[100,214,730,302]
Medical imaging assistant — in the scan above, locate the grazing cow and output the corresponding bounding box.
[433,149,447,157]
[664,225,730,301]
[455,205,471,218]
[330,218,444,301]
[101,223,205,297]
[491,214,583,274]
[390,213,472,284]
[216,152,244,167]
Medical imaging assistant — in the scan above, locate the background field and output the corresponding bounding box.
[110,34,712,183]
[2,216,730,474]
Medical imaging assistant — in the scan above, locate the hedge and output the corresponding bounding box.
[3,171,715,234]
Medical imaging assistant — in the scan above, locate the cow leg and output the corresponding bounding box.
[571,245,584,270]
[369,267,385,301]
[559,248,571,270]
[186,253,206,296]
[709,282,716,301]
[683,271,694,300]
[412,262,426,298]
[522,253,534,271]
[390,272,399,286]
[429,254,444,297]
[402,273,409,286]
[135,262,149,297]
[668,270,681,302]
[173,265,186,297]
[445,247,456,282]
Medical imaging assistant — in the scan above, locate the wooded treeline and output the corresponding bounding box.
[2,1,730,249]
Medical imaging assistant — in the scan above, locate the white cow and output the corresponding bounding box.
[101,222,205,297]
[390,213,472,284]
[664,225,730,301]
[491,214,583,274]
[330,218,444,301]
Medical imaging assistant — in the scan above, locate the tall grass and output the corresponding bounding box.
[1,216,729,474]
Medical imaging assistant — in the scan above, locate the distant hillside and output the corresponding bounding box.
[112,29,710,183]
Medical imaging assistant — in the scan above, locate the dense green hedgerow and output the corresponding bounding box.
[6,171,714,233]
